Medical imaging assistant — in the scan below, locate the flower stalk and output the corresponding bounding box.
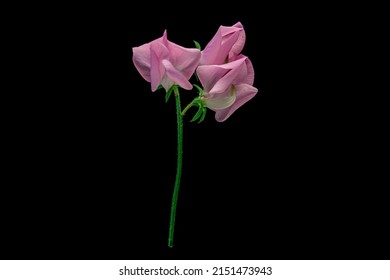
[168,85,183,248]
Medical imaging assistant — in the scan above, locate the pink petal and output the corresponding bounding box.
[162,59,192,90]
[230,54,255,85]
[197,57,247,94]
[214,83,258,122]
[201,22,246,65]
[243,56,255,85]
[216,31,240,63]
[199,28,222,65]
[196,65,229,92]
[132,44,152,82]
[167,41,201,79]
[201,29,240,65]
[230,22,246,54]
[150,41,169,92]
[162,30,168,45]
[132,33,165,85]
[208,57,247,95]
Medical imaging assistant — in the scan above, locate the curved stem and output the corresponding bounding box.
[181,101,194,116]
[168,85,183,248]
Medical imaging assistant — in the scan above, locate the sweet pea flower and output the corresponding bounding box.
[200,22,246,65]
[196,55,258,122]
[133,30,201,92]
[132,24,260,248]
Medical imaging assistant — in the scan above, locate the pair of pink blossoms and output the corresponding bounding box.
[133,22,258,122]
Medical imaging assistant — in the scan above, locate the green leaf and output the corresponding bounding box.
[191,97,202,108]
[191,106,203,122]
[193,84,203,96]
[156,84,163,91]
[193,40,201,50]
[165,87,173,103]
[198,107,207,123]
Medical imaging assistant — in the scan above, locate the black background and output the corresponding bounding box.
[2,3,387,260]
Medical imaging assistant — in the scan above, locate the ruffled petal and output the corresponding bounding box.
[230,54,255,85]
[201,22,246,65]
[202,29,240,65]
[242,56,255,85]
[196,64,229,93]
[162,59,193,90]
[200,27,222,65]
[167,41,201,79]
[197,57,247,95]
[132,33,165,86]
[132,43,152,82]
[214,83,258,122]
[208,57,247,95]
[230,22,246,54]
[150,41,169,92]
[216,31,240,64]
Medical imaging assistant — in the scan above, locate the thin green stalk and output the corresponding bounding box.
[181,101,194,116]
[168,85,183,248]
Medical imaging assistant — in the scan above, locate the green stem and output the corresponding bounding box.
[181,101,193,116]
[168,85,183,248]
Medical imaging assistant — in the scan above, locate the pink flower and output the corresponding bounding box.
[133,31,201,92]
[196,55,258,122]
[200,22,246,65]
